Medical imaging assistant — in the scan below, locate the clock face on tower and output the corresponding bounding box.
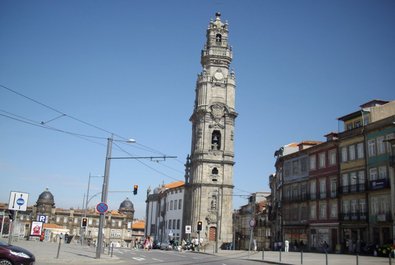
[214,72,224,80]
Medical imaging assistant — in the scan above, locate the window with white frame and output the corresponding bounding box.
[378,166,387,179]
[359,199,366,215]
[357,142,364,159]
[358,171,365,190]
[370,197,378,215]
[342,174,348,187]
[349,145,356,160]
[377,136,386,155]
[350,172,357,191]
[319,179,326,199]
[319,152,326,168]
[368,139,376,157]
[330,202,337,218]
[310,155,316,170]
[369,168,378,180]
[341,147,348,162]
[350,200,357,215]
[342,200,350,215]
[319,202,327,219]
[329,149,336,165]
[330,178,337,197]
[310,202,316,219]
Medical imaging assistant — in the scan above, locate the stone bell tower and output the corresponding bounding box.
[183,12,237,247]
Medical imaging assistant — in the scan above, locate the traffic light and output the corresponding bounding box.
[197,221,202,231]
[133,185,138,195]
[8,210,14,221]
[81,217,88,228]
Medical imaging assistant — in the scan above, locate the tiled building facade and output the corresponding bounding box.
[270,100,395,253]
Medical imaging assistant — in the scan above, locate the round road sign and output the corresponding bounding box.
[96,202,108,213]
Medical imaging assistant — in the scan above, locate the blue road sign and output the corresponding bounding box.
[96,202,108,213]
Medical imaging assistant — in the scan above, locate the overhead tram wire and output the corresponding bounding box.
[0,110,107,146]
[112,142,183,182]
[0,83,170,155]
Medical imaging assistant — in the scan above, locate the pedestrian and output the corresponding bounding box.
[285,240,289,252]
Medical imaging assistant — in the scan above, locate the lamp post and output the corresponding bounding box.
[96,136,135,259]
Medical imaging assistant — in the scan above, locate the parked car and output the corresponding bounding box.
[0,241,35,265]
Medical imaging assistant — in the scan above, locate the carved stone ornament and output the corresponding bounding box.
[211,104,224,120]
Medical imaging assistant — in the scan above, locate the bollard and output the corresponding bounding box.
[325,252,328,265]
[262,249,264,260]
[389,253,392,265]
[301,249,303,264]
[279,249,282,262]
[111,244,114,257]
[56,234,63,259]
[356,253,359,265]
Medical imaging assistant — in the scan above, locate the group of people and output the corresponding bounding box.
[143,236,153,250]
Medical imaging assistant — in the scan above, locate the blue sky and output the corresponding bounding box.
[1,0,394,219]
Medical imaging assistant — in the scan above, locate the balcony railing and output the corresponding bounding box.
[340,212,367,221]
[340,184,366,194]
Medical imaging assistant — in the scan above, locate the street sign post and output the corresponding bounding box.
[8,191,29,211]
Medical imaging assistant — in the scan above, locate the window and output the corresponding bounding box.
[359,199,366,215]
[319,179,326,199]
[350,200,357,215]
[173,219,176,229]
[212,168,218,175]
[377,136,385,155]
[350,172,357,191]
[330,178,337,198]
[342,200,350,215]
[358,171,365,191]
[170,200,173,210]
[342,174,348,193]
[211,130,221,150]
[310,202,316,219]
[310,181,316,199]
[349,145,356,160]
[378,166,387,179]
[168,220,171,229]
[215,33,222,43]
[357,143,364,159]
[319,202,327,219]
[310,155,316,170]
[386,133,395,154]
[319,152,326,168]
[369,168,378,181]
[368,139,376,157]
[178,199,182,210]
[328,149,336,165]
[177,219,180,230]
[341,147,348,162]
[330,202,338,218]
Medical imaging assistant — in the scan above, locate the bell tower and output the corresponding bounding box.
[183,12,237,246]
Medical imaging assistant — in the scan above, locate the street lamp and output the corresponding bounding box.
[96,136,135,259]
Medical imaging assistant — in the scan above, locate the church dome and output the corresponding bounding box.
[36,188,55,206]
[119,197,134,213]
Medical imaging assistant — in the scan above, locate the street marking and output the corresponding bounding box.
[132,257,145,261]
[152,258,163,262]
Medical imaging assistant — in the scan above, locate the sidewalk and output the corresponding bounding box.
[211,249,393,265]
[9,240,121,265]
